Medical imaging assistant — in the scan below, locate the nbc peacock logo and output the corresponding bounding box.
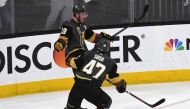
[164,39,184,51]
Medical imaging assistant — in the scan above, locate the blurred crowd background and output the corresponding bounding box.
[1,0,190,36]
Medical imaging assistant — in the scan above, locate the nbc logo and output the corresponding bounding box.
[164,39,185,51]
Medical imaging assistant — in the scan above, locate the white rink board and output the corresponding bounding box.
[95,24,190,72]
[0,34,73,85]
[0,24,190,85]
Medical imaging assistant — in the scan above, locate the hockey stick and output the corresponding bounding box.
[112,4,149,37]
[106,79,165,108]
[125,90,165,108]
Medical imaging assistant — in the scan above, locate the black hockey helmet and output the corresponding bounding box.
[95,38,110,53]
[73,0,87,14]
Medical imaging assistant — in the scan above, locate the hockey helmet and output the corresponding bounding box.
[73,0,87,13]
[95,38,110,53]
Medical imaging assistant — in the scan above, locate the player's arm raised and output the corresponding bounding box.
[54,25,72,52]
[83,27,114,43]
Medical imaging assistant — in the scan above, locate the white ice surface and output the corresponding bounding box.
[0,82,190,109]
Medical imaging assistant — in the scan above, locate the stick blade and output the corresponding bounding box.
[151,98,166,108]
[141,4,149,17]
[143,5,149,13]
[136,4,149,21]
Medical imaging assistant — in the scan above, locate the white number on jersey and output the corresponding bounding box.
[82,59,106,79]
[61,28,68,35]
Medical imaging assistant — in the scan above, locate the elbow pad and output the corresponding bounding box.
[54,39,66,52]
[67,54,83,69]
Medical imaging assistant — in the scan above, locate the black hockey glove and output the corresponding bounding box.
[100,32,115,41]
[116,79,127,93]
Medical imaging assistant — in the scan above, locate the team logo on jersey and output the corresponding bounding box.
[76,27,82,35]
[84,25,87,30]
[61,28,67,35]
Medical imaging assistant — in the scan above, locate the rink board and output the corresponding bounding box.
[0,70,190,98]
[0,24,190,98]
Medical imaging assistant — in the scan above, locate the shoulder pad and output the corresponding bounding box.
[60,21,73,37]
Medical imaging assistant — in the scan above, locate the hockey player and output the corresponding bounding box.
[53,0,123,108]
[54,0,114,68]
[64,38,127,109]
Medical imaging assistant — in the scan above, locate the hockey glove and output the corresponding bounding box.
[116,79,127,93]
[54,39,66,52]
[100,32,115,41]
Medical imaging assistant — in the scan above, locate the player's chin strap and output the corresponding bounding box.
[106,79,166,108]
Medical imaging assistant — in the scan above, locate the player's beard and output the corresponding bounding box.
[78,16,87,24]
